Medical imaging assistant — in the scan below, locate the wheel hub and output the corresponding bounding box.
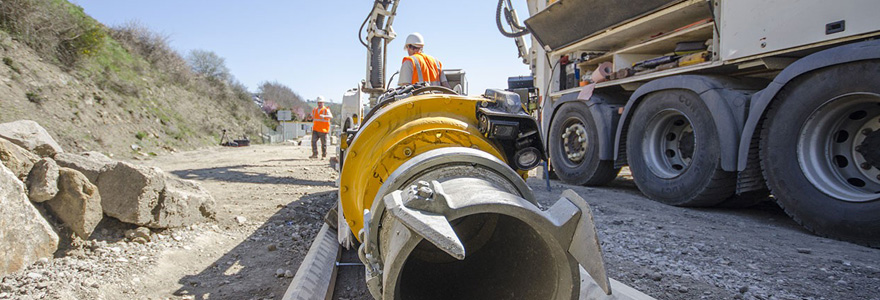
[562,123,588,163]
[798,92,880,202]
[857,128,880,170]
[642,110,695,179]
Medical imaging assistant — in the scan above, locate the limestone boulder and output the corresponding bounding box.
[54,152,116,185]
[0,138,39,180]
[150,175,217,228]
[26,158,60,202]
[0,120,63,157]
[96,162,165,225]
[46,168,102,239]
[0,162,59,277]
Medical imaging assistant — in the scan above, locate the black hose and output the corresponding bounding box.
[387,71,400,90]
[412,85,458,96]
[358,1,379,49]
[496,0,529,38]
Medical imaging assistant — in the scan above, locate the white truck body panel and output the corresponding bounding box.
[341,87,366,128]
[720,0,880,61]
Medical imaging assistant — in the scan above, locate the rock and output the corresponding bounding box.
[134,227,151,241]
[0,162,59,277]
[268,244,277,251]
[124,227,151,243]
[97,162,165,226]
[235,216,247,225]
[275,268,285,277]
[284,270,294,278]
[54,152,116,185]
[149,175,216,228]
[45,168,102,239]
[796,248,812,254]
[0,120,63,157]
[739,286,749,294]
[0,138,39,180]
[650,272,663,281]
[25,158,59,202]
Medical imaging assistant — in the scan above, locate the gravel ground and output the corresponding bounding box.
[1,144,338,300]
[2,144,878,300]
[529,171,880,300]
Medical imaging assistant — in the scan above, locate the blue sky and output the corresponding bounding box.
[73,1,532,103]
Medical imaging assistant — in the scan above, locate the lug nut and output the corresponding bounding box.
[415,181,434,199]
[862,162,872,170]
[417,186,434,199]
[863,129,873,135]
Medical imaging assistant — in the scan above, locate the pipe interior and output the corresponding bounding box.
[396,213,560,300]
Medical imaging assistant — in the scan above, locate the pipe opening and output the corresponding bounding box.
[396,214,561,300]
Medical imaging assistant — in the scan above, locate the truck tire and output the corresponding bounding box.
[626,90,735,206]
[548,103,619,186]
[760,61,880,247]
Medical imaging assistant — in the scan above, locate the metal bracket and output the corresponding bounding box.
[402,180,451,214]
[384,185,465,260]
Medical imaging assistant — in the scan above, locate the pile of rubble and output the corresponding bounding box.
[0,120,217,277]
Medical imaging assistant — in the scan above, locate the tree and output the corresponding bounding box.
[257,81,310,117]
[186,49,230,81]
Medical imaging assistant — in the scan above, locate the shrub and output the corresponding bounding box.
[3,57,20,73]
[135,131,147,140]
[25,91,44,104]
[0,0,105,69]
[109,21,191,84]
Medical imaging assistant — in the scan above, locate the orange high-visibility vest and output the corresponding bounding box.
[402,53,442,85]
[312,106,331,133]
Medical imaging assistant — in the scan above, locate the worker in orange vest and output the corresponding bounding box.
[310,96,333,159]
[398,33,449,87]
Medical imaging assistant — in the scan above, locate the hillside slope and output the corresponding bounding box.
[0,1,268,158]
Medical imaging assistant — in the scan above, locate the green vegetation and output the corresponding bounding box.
[25,91,44,104]
[0,0,105,68]
[0,0,271,155]
[2,57,20,73]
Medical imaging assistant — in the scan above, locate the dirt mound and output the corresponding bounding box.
[0,11,267,159]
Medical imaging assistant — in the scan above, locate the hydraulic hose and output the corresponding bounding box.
[496,0,529,38]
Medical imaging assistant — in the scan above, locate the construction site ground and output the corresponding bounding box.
[5,144,879,300]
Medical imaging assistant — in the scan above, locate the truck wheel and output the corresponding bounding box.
[548,103,620,186]
[761,61,880,246]
[626,90,735,206]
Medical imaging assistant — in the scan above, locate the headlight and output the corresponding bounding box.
[514,147,541,170]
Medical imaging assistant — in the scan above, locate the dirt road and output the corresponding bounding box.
[3,144,878,300]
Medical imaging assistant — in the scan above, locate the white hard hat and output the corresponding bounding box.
[404,32,425,50]
[316,96,325,103]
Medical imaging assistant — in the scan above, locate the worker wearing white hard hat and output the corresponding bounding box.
[310,96,332,159]
[398,32,449,87]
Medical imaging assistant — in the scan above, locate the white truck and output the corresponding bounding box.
[499,0,880,246]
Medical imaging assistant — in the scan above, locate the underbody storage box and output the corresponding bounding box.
[525,0,681,51]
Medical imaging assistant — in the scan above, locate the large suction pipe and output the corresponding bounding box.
[338,91,610,299]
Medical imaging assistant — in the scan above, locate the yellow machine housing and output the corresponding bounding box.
[339,94,507,237]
